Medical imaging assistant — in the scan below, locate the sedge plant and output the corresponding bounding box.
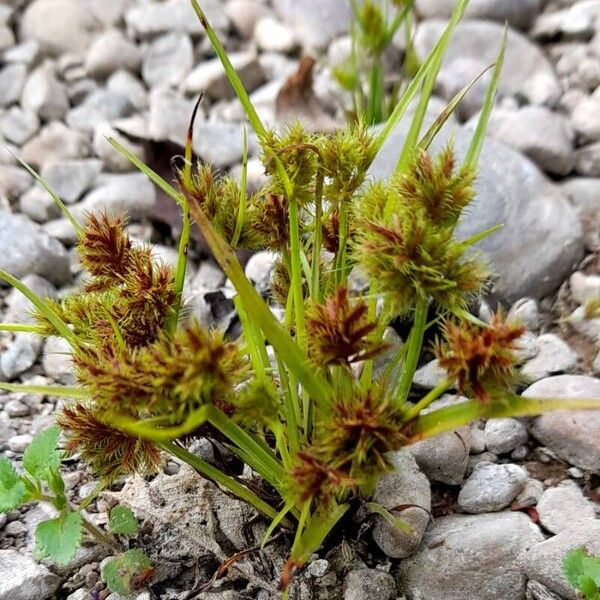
[1,1,600,596]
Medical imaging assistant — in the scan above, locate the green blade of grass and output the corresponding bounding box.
[0,382,88,398]
[0,323,46,334]
[190,0,266,137]
[408,395,600,442]
[372,0,469,158]
[417,64,495,152]
[459,223,504,248]
[364,502,413,534]
[465,24,507,168]
[0,270,76,345]
[9,150,81,234]
[231,126,248,248]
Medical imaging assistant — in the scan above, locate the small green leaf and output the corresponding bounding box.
[102,549,152,596]
[0,457,27,512]
[35,512,82,565]
[23,426,61,481]
[564,548,600,600]
[109,506,138,536]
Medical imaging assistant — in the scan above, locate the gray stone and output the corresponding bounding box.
[0,26,13,53]
[570,271,600,305]
[413,20,560,119]
[8,433,33,453]
[0,549,60,600]
[192,260,225,290]
[525,519,600,600]
[20,0,100,56]
[0,107,40,145]
[148,88,199,146]
[412,358,449,390]
[184,52,265,99]
[0,211,70,285]
[344,569,396,600]
[225,0,270,39]
[536,481,596,534]
[42,336,75,385]
[4,398,30,417]
[397,512,544,600]
[0,165,32,200]
[572,95,600,143]
[568,306,600,344]
[410,395,470,485]
[244,251,278,295]
[484,418,529,454]
[19,186,61,222]
[415,0,541,30]
[125,0,228,38]
[457,463,527,513]
[275,0,352,50]
[526,581,564,600]
[508,298,540,331]
[254,17,298,53]
[370,124,583,303]
[5,274,57,323]
[575,142,600,176]
[521,334,578,382]
[66,90,135,133]
[562,178,600,238]
[193,121,258,169]
[73,173,156,220]
[3,41,41,67]
[107,70,147,111]
[93,122,146,173]
[142,32,193,89]
[472,106,574,176]
[21,63,70,121]
[514,477,544,507]
[85,29,142,78]
[532,1,600,41]
[40,159,103,204]
[372,450,431,559]
[0,63,27,107]
[0,332,43,379]
[22,122,91,169]
[523,375,600,472]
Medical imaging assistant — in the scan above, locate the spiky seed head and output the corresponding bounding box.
[322,209,340,254]
[250,191,290,251]
[306,285,388,367]
[435,311,526,403]
[57,403,162,481]
[231,379,280,430]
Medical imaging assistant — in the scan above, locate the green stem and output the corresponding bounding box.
[276,354,301,456]
[395,298,429,404]
[311,170,324,300]
[288,201,306,348]
[0,323,45,334]
[81,516,120,549]
[231,127,248,248]
[161,441,288,525]
[367,59,384,125]
[334,201,350,287]
[401,377,452,422]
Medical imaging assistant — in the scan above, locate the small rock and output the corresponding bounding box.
[525,519,600,600]
[8,433,33,453]
[42,336,75,385]
[0,106,40,145]
[107,71,147,111]
[40,159,103,204]
[184,52,265,99]
[4,398,30,418]
[0,549,60,600]
[3,40,41,67]
[93,122,146,173]
[21,62,70,121]
[0,211,70,285]
[343,569,396,600]
[191,260,225,291]
[521,334,578,382]
[0,63,27,107]
[85,29,142,78]
[371,450,431,559]
[413,359,449,389]
[514,478,544,507]
[192,121,258,169]
[536,481,596,534]
[575,142,600,176]
[0,165,31,200]
[244,251,278,294]
[457,463,527,513]
[508,298,540,331]
[484,418,529,454]
[66,90,135,134]
[20,186,61,222]
[147,88,199,145]
[20,0,100,56]
[572,95,600,143]
[523,375,600,472]
[306,559,329,578]
[397,512,544,600]
[570,271,600,305]
[4,521,27,536]
[225,0,270,39]
[254,17,298,53]
[5,274,57,323]
[22,122,91,169]
[142,32,193,89]
[1,333,43,379]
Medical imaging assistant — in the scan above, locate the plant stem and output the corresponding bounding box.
[288,201,306,349]
[0,323,45,334]
[311,169,324,301]
[81,516,120,550]
[401,377,453,422]
[334,201,350,287]
[395,298,429,404]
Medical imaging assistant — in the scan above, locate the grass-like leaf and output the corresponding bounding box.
[35,511,82,565]
[23,426,61,481]
[109,505,138,536]
[0,457,27,512]
[0,382,88,398]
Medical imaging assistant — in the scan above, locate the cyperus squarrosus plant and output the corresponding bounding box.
[1,1,599,597]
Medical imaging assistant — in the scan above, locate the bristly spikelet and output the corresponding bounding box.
[306,285,388,367]
[230,379,280,430]
[315,383,408,490]
[260,122,322,206]
[393,146,476,226]
[58,403,162,481]
[435,311,526,403]
[249,190,290,251]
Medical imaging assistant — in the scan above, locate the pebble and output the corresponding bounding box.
[412,359,449,389]
[575,142,600,176]
[397,512,544,600]
[521,334,578,382]
[0,106,39,146]
[142,32,193,89]
[225,0,270,39]
[92,122,146,173]
[525,519,600,600]
[85,29,142,79]
[42,335,75,385]
[508,298,540,331]
[343,569,396,600]
[572,95,600,143]
[457,463,528,513]
[0,549,60,600]
[4,40,41,67]
[514,477,544,507]
[8,433,33,453]
[254,17,298,54]
[21,62,70,121]
[371,450,431,559]
[0,63,27,107]
[523,375,600,472]
[4,520,27,536]
[107,71,147,111]
[306,559,329,578]
[4,398,30,418]
[66,89,135,134]
[4,274,57,323]
[484,418,529,454]
[536,480,596,534]
[570,270,600,305]
[40,158,103,204]
[244,250,278,295]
